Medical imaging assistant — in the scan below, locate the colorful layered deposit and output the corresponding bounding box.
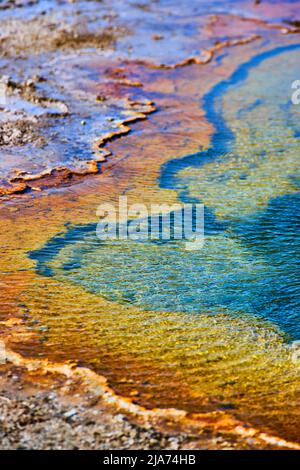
[0,0,300,446]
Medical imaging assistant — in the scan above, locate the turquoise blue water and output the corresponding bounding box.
[30,45,300,340]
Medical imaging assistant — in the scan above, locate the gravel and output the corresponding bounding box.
[0,380,193,450]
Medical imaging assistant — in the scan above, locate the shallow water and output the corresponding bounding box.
[1,1,300,444]
[31,46,300,340]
